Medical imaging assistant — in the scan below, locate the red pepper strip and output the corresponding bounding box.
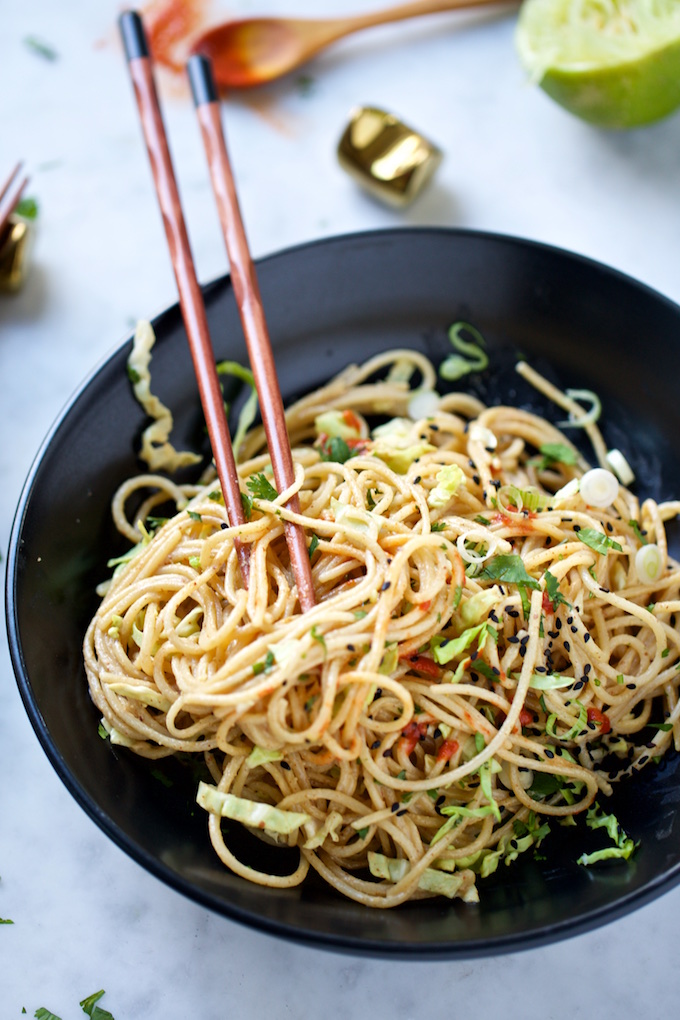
[400,654,441,678]
[542,591,555,614]
[519,709,535,728]
[342,409,363,433]
[587,706,611,734]
[436,738,459,764]
[398,720,428,757]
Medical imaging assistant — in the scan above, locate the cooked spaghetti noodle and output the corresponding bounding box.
[84,341,680,906]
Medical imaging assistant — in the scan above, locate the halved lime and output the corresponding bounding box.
[516,0,680,129]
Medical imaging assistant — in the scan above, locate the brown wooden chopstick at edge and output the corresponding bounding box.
[118,10,250,583]
[0,162,29,239]
[187,54,316,613]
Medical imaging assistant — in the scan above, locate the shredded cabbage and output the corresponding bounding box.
[127,320,202,472]
[197,782,311,835]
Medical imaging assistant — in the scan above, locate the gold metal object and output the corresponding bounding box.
[0,218,32,292]
[337,106,443,207]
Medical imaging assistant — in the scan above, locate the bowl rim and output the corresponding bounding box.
[7,225,680,958]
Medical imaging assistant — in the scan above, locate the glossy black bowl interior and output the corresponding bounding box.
[7,228,680,957]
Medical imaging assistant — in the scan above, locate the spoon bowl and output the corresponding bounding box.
[191,0,516,89]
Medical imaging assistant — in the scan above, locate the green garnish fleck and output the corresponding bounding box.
[247,473,278,501]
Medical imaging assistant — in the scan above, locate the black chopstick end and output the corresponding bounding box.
[119,10,150,62]
[187,54,218,107]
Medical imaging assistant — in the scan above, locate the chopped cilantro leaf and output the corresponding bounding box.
[478,554,540,590]
[544,569,571,609]
[535,442,578,470]
[308,534,320,559]
[240,492,253,520]
[80,989,115,1019]
[318,435,354,464]
[15,196,38,219]
[246,473,278,501]
[577,527,623,555]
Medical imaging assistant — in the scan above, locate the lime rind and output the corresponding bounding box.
[516,0,680,128]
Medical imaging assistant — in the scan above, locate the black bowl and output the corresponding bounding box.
[7,228,680,958]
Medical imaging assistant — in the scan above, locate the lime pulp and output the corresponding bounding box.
[516,0,680,129]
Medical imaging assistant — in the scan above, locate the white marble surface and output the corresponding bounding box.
[3,0,680,1016]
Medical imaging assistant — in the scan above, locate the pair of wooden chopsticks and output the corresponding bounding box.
[0,162,29,239]
[119,10,315,613]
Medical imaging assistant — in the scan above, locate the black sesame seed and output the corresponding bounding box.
[584,633,591,643]
[396,808,408,817]
[548,630,559,639]
[381,581,391,591]
[220,522,228,530]
[383,748,393,758]
[545,750,555,759]
[347,644,355,652]
[571,626,578,633]
[606,521,613,532]
[573,524,581,532]
[556,618,563,630]
[626,683,636,690]
[567,616,574,625]
[638,755,649,765]
[508,636,519,644]
[519,647,527,658]
[507,609,520,619]
[371,740,381,750]
[430,424,439,432]
[584,664,591,674]
[473,474,481,486]
[391,803,400,813]
[563,641,571,653]
[281,761,291,770]
[413,476,422,484]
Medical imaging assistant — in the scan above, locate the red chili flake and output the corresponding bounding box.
[492,511,536,534]
[436,738,460,763]
[542,591,555,614]
[400,654,441,678]
[418,600,432,612]
[398,720,428,757]
[587,707,611,734]
[519,708,535,728]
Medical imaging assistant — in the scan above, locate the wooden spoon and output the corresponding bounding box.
[191,0,517,89]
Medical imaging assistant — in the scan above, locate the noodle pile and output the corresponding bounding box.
[84,345,680,907]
